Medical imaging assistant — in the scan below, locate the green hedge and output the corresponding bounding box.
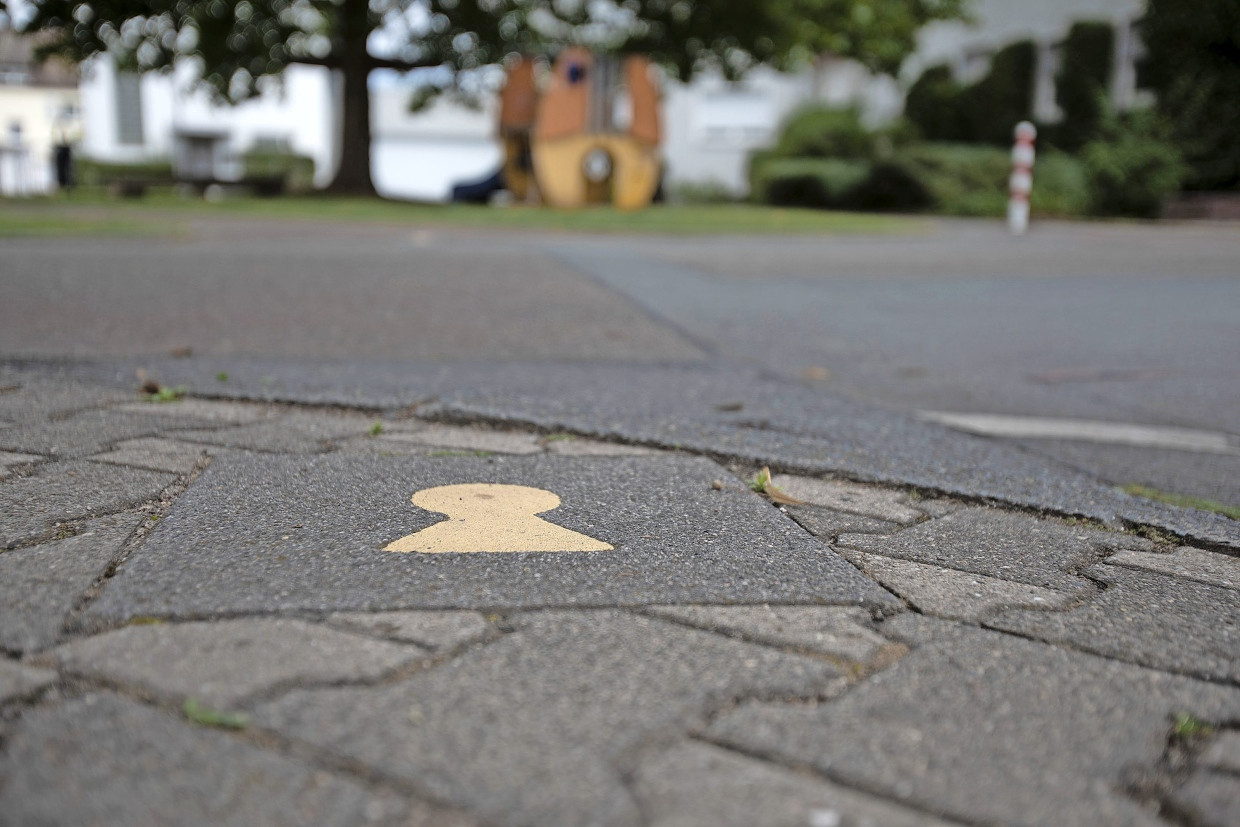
[1055,21,1115,150]
[770,107,876,159]
[905,41,1037,145]
[75,158,175,187]
[1082,109,1187,217]
[242,150,316,195]
[753,143,1089,217]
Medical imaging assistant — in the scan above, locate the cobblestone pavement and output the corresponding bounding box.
[1,373,1237,827]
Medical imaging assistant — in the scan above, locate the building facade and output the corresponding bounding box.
[0,28,80,195]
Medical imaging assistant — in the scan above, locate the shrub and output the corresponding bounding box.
[750,156,870,206]
[1082,109,1187,217]
[75,158,175,187]
[904,64,964,141]
[846,161,934,212]
[242,150,316,194]
[771,106,875,160]
[1055,21,1115,150]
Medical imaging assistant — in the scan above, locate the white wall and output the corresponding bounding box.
[0,83,80,194]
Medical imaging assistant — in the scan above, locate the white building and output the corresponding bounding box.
[78,56,336,187]
[0,28,80,195]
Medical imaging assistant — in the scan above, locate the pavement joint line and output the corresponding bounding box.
[688,731,992,827]
[60,454,214,640]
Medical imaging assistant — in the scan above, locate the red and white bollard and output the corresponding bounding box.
[1008,121,1037,235]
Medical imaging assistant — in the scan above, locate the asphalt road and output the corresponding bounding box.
[2,214,1237,509]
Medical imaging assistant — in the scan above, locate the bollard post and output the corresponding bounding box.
[1008,121,1037,235]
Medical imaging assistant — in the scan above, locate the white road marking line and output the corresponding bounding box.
[919,411,1240,455]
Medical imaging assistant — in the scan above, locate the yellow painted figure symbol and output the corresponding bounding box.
[384,484,613,553]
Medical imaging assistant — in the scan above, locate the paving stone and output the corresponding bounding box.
[88,454,895,621]
[837,507,1126,594]
[176,411,378,453]
[0,514,143,652]
[0,378,131,422]
[837,549,1078,621]
[327,610,495,651]
[0,694,469,827]
[116,397,273,423]
[633,740,963,827]
[254,610,843,827]
[771,475,924,524]
[1105,546,1239,591]
[0,450,41,479]
[544,437,661,456]
[0,659,56,704]
[914,498,966,518]
[785,505,902,542]
[53,618,427,708]
[1167,771,1240,827]
[0,409,205,459]
[709,617,1240,827]
[1199,730,1240,774]
[646,605,893,664]
[89,437,207,474]
[378,424,543,455]
[0,460,172,548]
[987,564,1240,683]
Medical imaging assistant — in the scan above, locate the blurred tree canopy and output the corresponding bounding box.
[22,0,967,194]
[1141,0,1240,190]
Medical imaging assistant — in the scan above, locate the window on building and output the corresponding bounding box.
[114,71,144,145]
[1034,41,1064,123]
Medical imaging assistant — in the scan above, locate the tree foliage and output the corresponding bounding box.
[1141,0,1240,190]
[1053,21,1114,151]
[21,0,970,194]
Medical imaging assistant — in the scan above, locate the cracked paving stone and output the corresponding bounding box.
[1167,771,1240,827]
[52,618,429,709]
[327,610,496,651]
[0,694,475,827]
[785,505,902,543]
[0,460,173,548]
[771,475,924,524]
[986,564,1240,683]
[708,616,1240,827]
[89,437,207,475]
[0,409,215,459]
[175,410,380,453]
[1105,546,1239,591]
[0,514,144,652]
[646,605,894,665]
[0,378,132,422]
[87,454,894,620]
[837,549,1077,621]
[253,610,843,827]
[1199,731,1240,774]
[378,423,543,455]
[0,660,56,704]
[836,507,1145,595]
[115,397,273,424]
[633,740,963,827]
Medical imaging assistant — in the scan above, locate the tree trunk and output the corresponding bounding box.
[326,0,376,195]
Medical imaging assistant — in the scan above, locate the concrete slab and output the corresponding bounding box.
[327,610,496,651]
[0,450,41,479]
[89,437,206,475]
[0,410,202,459]
[986,564,1240,683]
[1199,731,1240,774]
[115,397,274,423]
[785,505,902,542]
[0,694,471,826]
[1105,546,1239,591]
[837,549,1078,621]
[0,377,131,422]
[0,514,143,652]
[709,617,1240,827]
[836,507,1130,595]
[87,454,895,621]
[0,460,173,548]
[52,619,428,708]
[544,436,661,456]
[633,740,964,827]
[254,610,843,827]
[645,605,893,664]
[0,660,56,704]
[1167,771,1240,827]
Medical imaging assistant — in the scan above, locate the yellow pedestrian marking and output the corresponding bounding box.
[384,483,614,553]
